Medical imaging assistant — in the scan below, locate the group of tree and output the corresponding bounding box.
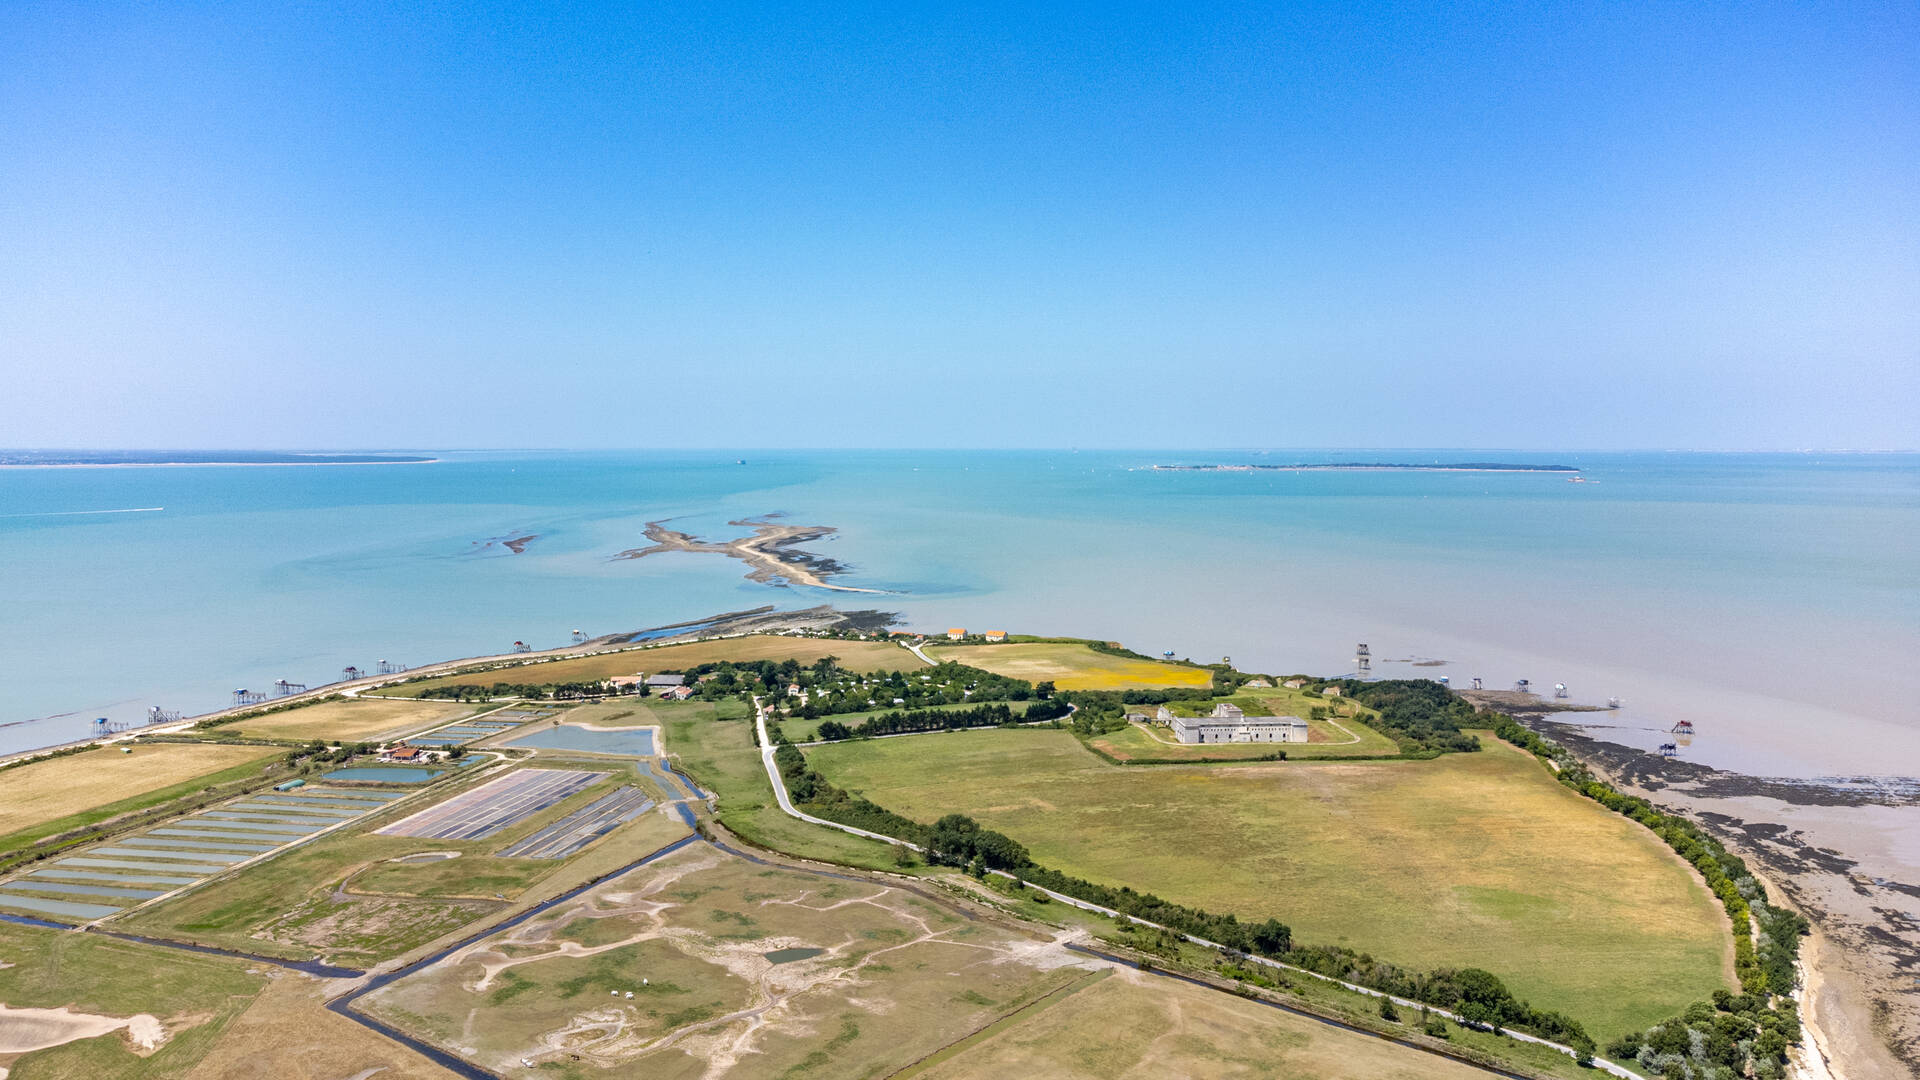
[812,698,1069,741]
[416,680,605,702]
[1322,679,1483,755]
[1604,993,1801,1079]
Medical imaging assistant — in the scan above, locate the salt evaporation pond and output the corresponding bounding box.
[503,724,655,756]
[322,766,445,783]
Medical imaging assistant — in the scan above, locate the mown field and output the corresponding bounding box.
[913,969,1496,1080]
[922,642,1212,690]
[0,919,266,1079]
[116,765,692,968]
[0,743,280,847]
[223,697,473,741]
[807,729,1732,1040]
[392,635,919,696]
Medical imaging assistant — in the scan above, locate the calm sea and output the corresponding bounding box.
[3,450,1916,778]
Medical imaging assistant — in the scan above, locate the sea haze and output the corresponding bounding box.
[2,449,1915,780]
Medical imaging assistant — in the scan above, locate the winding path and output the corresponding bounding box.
[751,697,1646,1080]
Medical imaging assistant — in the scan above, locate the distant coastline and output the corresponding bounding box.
[1150,461,1579,473]
[0,451,438,468]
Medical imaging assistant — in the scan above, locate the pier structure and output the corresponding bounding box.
[377,660,407,675]
[1659,742,1678,757]
[1670,720,1694,735]
[272,679,307,697]
[1354,643,1371,677]
[146,706,181,724]
[1515,678,1531,693]
[232,688,269,706]
[571,629,588,644]
[512,640,532,653]
[1554,683,1569,699]
[342,665,364,681]
[1471,677,1483,690]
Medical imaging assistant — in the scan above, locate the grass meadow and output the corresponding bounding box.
[806,728,1732,1040]
[922,642,1213,690]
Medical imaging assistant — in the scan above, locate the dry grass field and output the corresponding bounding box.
[923,642,1213,690]
[395,635,919,696]
[0,743,279,841]
[807,729,1732,1040]
[225,697,473,741]
[361,842,1100,1078]
[911,970,1496,1080]
[185,976,460,1080]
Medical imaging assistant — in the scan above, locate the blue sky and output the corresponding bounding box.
[2,3,1915,449]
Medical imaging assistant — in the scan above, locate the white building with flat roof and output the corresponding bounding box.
[1169,701,1308,745]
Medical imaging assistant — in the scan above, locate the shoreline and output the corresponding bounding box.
[1525,716,1919,1080]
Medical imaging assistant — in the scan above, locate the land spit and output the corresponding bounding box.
[613,516,888,594]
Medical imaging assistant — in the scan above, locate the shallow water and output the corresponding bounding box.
[322,766,444,783]
[2,449,1912,782]
[503,724,656,757]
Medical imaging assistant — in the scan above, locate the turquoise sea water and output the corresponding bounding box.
[2,450,1916,778]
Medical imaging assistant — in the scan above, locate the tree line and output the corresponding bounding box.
[773,735,1594,1052]
[1497,717,1807,1076]
[812,698,1070,741]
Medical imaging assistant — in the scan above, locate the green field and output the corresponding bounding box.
[0,920,266,1079]
[394,635,919,697]
[922,642,1212,690]
[115,765,692,968]
[655,695,908,871]
[806,728,1732,1039]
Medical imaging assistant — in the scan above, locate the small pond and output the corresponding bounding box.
[502,724,655,757]
[322,766,445,783]
[763,947,825,965]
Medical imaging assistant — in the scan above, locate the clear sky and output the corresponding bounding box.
[2,3,1915,450]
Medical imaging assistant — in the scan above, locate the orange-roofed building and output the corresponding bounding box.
[984,630,1007,642]
[946,628,967,640]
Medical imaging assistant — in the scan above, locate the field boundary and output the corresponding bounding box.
[748,697,1646,1079]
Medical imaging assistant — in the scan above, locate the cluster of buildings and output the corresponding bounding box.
[942,628,1008,642]
[1131,701,1310,745]
[606,672,694,700]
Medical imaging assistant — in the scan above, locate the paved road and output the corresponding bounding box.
[750,696,1642,1080]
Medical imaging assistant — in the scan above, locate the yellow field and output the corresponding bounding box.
[398,635,918,695]
[228,697,472,741]
[924,642,1213,690]
[0,743,278,838]
[917,971,1494,1080]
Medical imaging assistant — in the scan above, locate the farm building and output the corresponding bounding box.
[645,673,686,688]
[1323,686,1343,697]
[946,628,967,640]
[984,630,1008,642]
[1283,678,1307,689]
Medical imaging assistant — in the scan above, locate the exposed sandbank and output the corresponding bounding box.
[612,516,887,594]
